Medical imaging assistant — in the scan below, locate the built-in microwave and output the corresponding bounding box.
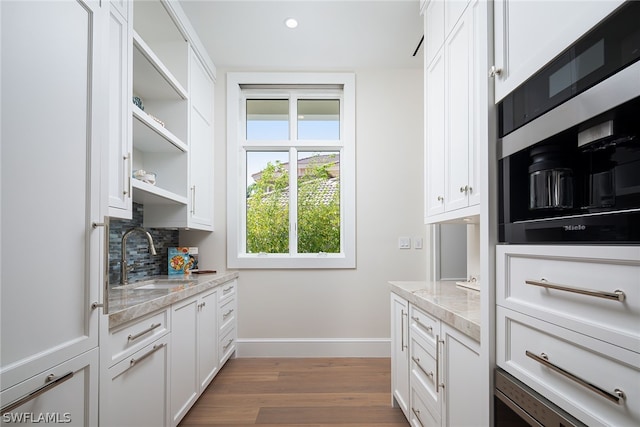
[498,1,640,244]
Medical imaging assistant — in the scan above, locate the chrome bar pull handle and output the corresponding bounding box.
[1,371,74,415]
[190,185,196,214]
[92,219,110,314]
[411,408,425,427]
[411,316,433,333]
[525,279,626,302]
[124,152,132,197]
[127,322,162,342]
[128,343,166,370]
[526,350,625,404]
[400,309,407,351]
[412,357,434,379]
[223,309,234,319]
[223,339,234,351]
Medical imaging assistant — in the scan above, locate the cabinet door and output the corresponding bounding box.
[1,0,106,390]
[444,12,471,213]
[390,293,410,418]
[171,297,199,426]
[108,0,133,218]
[424,48,446,218]
[424,0,444,67]
[188,50,215,230]
[104,337,169,427]
[0,348,98,426]
[440,324,482,427]
[493,0,624,102]
[198,290,219,390]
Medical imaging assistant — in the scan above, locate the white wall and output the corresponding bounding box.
[181,68,427,357]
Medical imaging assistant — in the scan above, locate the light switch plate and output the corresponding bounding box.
[414,237,423,249]
[398,237,411,249]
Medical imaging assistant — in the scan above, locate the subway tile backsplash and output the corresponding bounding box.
[109,203,179,285]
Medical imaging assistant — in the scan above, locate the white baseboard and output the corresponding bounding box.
[236,338,391,357]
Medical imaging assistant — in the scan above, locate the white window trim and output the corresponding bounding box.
[227,72,356,269]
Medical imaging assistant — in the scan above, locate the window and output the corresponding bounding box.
[227,73,355,268]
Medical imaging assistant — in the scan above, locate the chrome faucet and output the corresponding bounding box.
[120,227,157,285]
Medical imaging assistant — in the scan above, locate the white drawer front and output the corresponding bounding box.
[108,309,169,366]
[410,336,440,416]
[497,306,640,427]
[218,280,236,302]
[218,295,236,334]
[409,304,439,354]
[219,326,236,365]
[410,381,440,427]
[497,245,640,353]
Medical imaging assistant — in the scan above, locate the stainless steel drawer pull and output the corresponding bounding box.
[1,371,74,415]
[526,350,626,404]
[223,339,234,351]
[411,316,433,333]
[525,279,626,302]
[223,286,233,294]
[128,343,166,370]
[411,356,434,379]
[411,408,425,427]
[127,322,162,341]
[223,309,234,319]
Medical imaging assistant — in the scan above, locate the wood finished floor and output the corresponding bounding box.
[178,358,409,426]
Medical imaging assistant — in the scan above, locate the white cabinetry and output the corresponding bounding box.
[100,309,170,427]
[1,0,106,421]
[171,288,219,426]
[496,245,640,426]
[104,335,170,427]
[424,0,486,223]
[108,0,216,230]
[406,302,481,427]
[108,0,133,219]
[391,293,410,418]
[493,0,624,102]
[218,280,238,366]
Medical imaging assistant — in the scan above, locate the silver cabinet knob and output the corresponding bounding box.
[489,65,503,77]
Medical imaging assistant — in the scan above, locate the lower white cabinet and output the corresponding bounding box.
[496,245,640,426]
[394,294,482,427]
[104,336,170,427]
[0,348,99,426]
[171,288,219,426]
[391,293,410,418]
[440,323,481,427]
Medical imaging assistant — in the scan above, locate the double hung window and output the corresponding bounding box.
[227,73,355,268]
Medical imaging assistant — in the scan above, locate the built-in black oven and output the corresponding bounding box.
[498,1,640,244]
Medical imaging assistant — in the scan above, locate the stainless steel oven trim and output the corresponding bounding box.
[499,59,640,159]
[495,368,586,427]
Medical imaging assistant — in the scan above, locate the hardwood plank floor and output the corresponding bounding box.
[178,358,409,426]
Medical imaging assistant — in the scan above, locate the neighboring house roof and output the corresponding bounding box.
[250,177,339,206]
[251,154,340,183]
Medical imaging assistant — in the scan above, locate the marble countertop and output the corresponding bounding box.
[107,271,239,329]
[389,280,481,342]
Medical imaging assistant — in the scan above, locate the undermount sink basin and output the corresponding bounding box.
[116,279,196,291]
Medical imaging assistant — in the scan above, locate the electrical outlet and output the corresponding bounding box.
[398,237,411,249]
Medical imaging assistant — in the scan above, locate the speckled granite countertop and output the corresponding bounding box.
[107,271,239,329]
[389,281,481,342]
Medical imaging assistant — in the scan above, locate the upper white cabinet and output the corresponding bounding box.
[1,0,106,420]
[424,0,486,223]
[107,0,216,229]
[108,0,133,219]
[493,0,624,102]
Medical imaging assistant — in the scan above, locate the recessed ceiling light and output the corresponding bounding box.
[284,17,298,29]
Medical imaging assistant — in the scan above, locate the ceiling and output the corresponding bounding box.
[178,0,424,72]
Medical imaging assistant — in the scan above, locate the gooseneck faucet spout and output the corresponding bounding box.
[120,227,157,285]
